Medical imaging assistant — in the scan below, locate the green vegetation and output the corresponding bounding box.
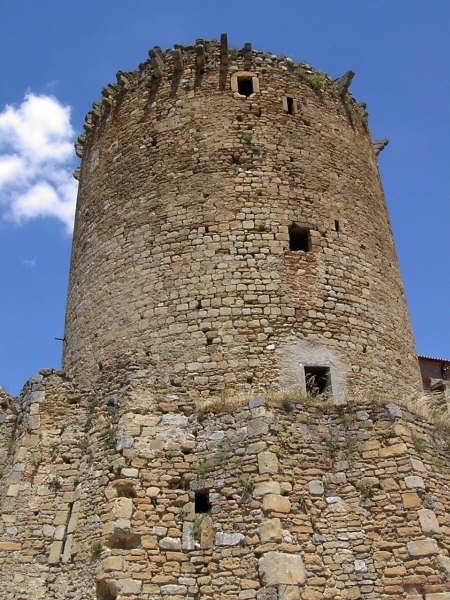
[91,542,103,558]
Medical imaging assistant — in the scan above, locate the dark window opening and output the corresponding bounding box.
[334,220,340,233]
[238,77,253,97]
[288,222,311,252]
[304,366,331,395]
[286,96,295,115]
[96,581,117,600]
[195,490,211,513]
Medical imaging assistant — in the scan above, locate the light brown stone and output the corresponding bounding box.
[258,451,279,474]
[406,538,439,557]
[259,518,282,543]
[262,494,291,513]
[258,552,306,585]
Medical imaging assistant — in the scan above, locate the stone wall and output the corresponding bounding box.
[63,37,421,398]
[1,373,448,599]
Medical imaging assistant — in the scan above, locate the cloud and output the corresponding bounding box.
[0,93,78,233]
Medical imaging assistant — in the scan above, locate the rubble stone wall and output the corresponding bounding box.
[63,39,420,397]
[1,372,449,599]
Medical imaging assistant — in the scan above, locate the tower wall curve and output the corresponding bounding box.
[63,39,421,395]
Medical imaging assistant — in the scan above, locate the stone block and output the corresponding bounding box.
[386,403,402,418]
[141,535,158,549]
[263,494,291,513]
[102,556,124,570]
[215,532,245,546]
[402,492,421,508]
[161,584,188,595]
[279,585,301,600]
[0,541,21,551]
[159,536,181,550]
[249,395,266,409]
[121,467,138,478]
[256,588,277,600]
[112,497,133,519]
[48,540,63,564]
[258,452,279,474]
[117,579,142,594]
[254,481,281,497]
[418,509,440,534]
[200,515,215,549]
[258,518,282,543]
[406,538,439,557]
[258,552,306,585]
[6,484,19,497]
[378,443,407,458]
[308,479,324,496]
[425,595,450,600]
[405,475,425,489]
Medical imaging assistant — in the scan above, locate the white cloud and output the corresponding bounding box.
[0,93,78,233]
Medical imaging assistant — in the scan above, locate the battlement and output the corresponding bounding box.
[74,35,371,162]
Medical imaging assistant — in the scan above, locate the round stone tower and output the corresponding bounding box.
[63,36,420,396]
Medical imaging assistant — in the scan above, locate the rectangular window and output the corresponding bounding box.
[304,366,332,395]
[284,96,297,115]
[238,76,253,97]
[289,222,311,251]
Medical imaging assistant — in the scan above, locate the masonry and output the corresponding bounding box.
[1,36,448,600]
[63,36,421,397]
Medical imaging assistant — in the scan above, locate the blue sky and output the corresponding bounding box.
[0,0,449,395]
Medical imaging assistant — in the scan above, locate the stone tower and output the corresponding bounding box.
[63,37,420,397]
[1,36,449,600]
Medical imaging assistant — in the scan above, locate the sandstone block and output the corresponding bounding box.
[161,584,188,595]
[258,518,282,543]
[141,535,158,549]
[263,494,291,513]
[402,492,421,508]
[258,451,279,474]
[117,579,142,594]
[102,556,123,571]
[112,497,133,519]
[378,443,407,458]
[424,594,450,600]
[258,552,306,586]
[418,509,440,534]
[254,480,281,497]
[279,584,301,599]
[48,540,63,564]
[0,541,21,551]
[406,538,439,557]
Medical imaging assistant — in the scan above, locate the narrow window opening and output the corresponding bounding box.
[334,219,340,232]
[286,96,295,115]
[237,77,253,97]
[304,366,332,395]
[288,222,311,252]
[195,490,211,513]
